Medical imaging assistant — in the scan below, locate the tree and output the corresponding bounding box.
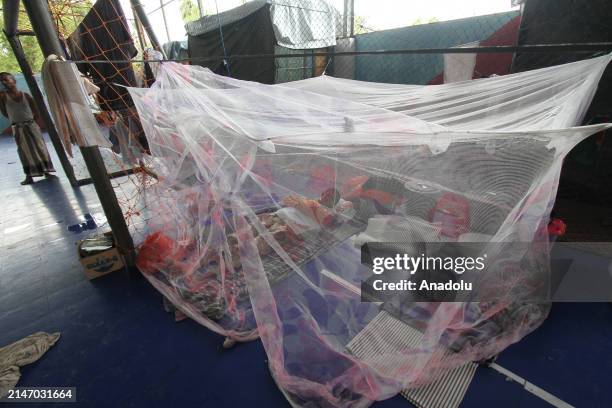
[410,17,440,26]
[49,0,93,40]
[180,0,201,24]
[0,0,93,74]
[353,15,374,34]
[0,8,45,73]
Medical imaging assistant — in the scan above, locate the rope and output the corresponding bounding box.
[214,0,231,76]
[322,56,333,75]
[67,43,612,65]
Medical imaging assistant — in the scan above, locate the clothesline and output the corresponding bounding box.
[62,42,612,66]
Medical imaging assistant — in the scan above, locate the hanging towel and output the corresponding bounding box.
[42,55,111,156]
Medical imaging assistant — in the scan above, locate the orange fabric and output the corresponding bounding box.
[342,176,402,206]
[137,232,176,274]
[430,193,471,238]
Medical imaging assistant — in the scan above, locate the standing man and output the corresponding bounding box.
[0,72,55,185]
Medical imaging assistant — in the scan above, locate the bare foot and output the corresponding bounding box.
[21,177,34,185]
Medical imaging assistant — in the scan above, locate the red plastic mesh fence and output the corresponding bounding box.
[49,0,158,236]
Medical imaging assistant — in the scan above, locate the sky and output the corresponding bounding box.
[119,0,246,44]
[119,0,518,44]
[355,0,518,30]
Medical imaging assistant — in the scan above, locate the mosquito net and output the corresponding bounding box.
[128,54,611,407]
[286,55,611,131]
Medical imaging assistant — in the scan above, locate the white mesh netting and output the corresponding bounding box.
[128,54,611,407]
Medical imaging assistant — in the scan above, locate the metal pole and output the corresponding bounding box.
[130,0,167,58]
[131,2,151,92]
[3,30,79,187]
[132,7,148,53]
[23,0,136,270]
[349,0,355,37]
[123,42,609,64]
[342,0,348,38]
[159,0,171,45]
[3,0,19,36]
[22,1,66,57]
[79,146,136,268]
[197,0,204,17]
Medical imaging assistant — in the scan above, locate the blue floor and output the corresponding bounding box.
[1,133,611,407]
